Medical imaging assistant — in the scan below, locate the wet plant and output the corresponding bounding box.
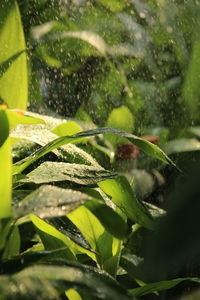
[1,1,200,299]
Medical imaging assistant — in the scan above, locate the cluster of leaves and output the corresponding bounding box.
[1,0,200,299]
[0,104,181,299]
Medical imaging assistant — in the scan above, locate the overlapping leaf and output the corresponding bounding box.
[13,127,175,175]
[15,185,92,219]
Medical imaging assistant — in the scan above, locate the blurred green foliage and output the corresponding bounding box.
[15,0,200,134]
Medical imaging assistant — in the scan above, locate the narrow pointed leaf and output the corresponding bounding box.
[13,127,175,175]
[130,277,200,297]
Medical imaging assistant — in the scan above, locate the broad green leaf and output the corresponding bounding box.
[68,206,121,276]
[21,162,116,185]
[130,277,200,297]
[31,214,95,261]
[165,138,200,154]
[13,127,175,175]
[105,106,135,148]
[98,176,155,230]
[15,185,92,219]
[0,50,25,79]
[85,200,128,239]
[0,0,28,109]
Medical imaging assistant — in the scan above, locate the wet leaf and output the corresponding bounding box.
[46,217,92,252]
[15,185,92,219]
[20,162,116,186]
[13,127,175,175]
[11,124,101,171]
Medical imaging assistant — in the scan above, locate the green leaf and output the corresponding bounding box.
[0,50,25,79]
[105,106,135,148]
[15,185,92,219]
[13,127,175,175]
[66,289,83,300]
[0,0,28,109]
[130,277,200,297]
[2,225,20,260]
[45,217,92,252]
[85,200,128,240]
[52,121,83,137]
[11,124,101,172]
[20,162,116,185]
[0,111,12,218]
[0,109,9,147]
[31,214,96,261]
[68,206,121,276]
[7,110,45,130]
[98,176,155,230]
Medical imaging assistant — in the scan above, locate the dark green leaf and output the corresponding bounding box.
[0,263,133,300]
[130,277,200,297]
